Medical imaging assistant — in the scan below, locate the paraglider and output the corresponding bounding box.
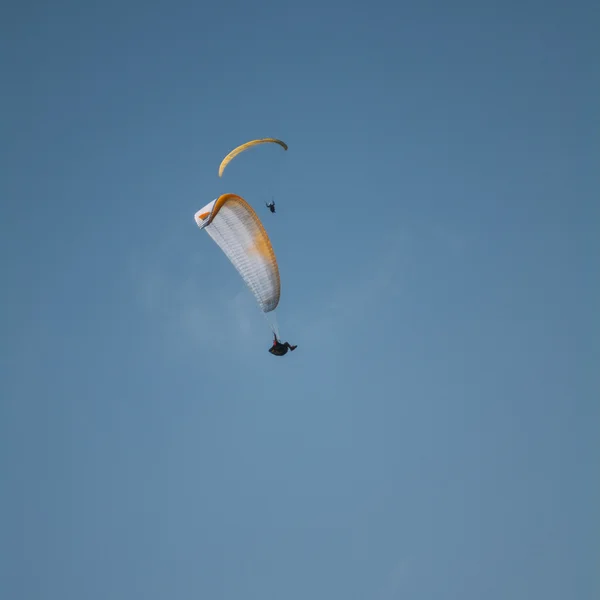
[218,138,288,178]
[194,193,295,354]
[266,200,276,213]
[269,335,297,356]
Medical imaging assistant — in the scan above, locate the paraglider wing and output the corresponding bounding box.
[194,193,280,313]
[218,138,288,177]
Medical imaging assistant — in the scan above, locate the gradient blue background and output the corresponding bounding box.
[2,1,599,598]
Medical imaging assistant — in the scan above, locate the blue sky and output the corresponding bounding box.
[1,0,599,598]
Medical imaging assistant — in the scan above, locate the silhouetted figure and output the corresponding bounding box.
[269,336,297,356]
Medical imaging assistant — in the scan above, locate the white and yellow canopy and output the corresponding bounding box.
[194,193,280,315]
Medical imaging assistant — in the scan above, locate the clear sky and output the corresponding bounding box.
[1,0,599,598]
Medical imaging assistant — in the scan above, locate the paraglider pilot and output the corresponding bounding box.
[269,335,297,356]
[266,200,276,213]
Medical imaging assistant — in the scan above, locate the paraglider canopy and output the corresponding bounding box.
[194,193,281,335]
[218,138,288,177]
